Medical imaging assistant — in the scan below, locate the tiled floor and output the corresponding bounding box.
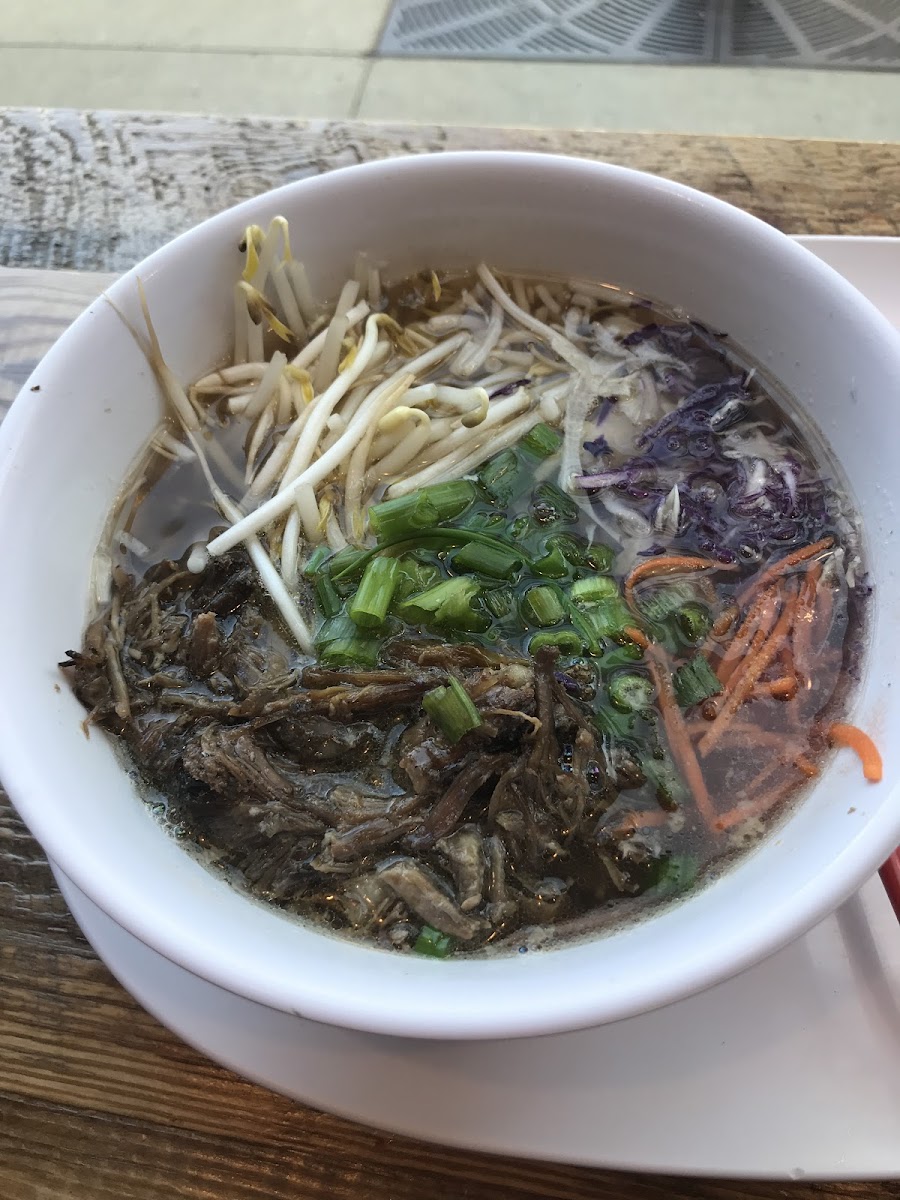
[0,0,899,138]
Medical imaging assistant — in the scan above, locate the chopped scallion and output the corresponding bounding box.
[347,556,400,629]
[570,575,619,607]
[483,587,514,619]
[641,755,688,808]
[452,541,523,581]
[521,422,563,459]
[607,672,654,713]
[315,612,382,669]
[397,576,487,632]
[531,540,569,578]
[423,676,483,743]
[369,480,476,541]
[477,449,524,504]
[529,628,584,655]
[393,555,442,604]
[676,603,712,644]
[302,545,331,577]
[413,924,455,958]
[313,572,342,618]
[673,654,722,708]
[522,585,566,628]
[532,481,578,524]
[647,853,699,899]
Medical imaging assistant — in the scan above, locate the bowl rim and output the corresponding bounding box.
[3,149,900,1040]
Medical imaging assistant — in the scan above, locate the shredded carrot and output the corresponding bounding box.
[609,809,669,836]
[791,560,823,682]
[715,775,799,832]
[715,587,780,686]
[624,555,736,612]
[810,568,834,657]
[795,754,819,779]
[778,642,795,677]
[687,720,790,748]
[828,723,883,783]
[622,625,650,650]
[737,536,833,608]
[758,675,799,701]
[710,604,738,639]
[699,581,798,757]
[646,646,718,829]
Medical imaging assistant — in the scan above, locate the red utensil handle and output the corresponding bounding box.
[879,851,900,921]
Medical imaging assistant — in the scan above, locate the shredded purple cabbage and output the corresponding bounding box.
[583,435,610,457]
[489,377,531,399]
[574,349,837,565]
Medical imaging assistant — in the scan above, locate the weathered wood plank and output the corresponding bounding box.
[2,1090,899,1200]
[2,127,900,1197]
[0,109,898,276]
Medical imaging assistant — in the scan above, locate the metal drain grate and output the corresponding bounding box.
[378,0,721,63]
[378,0,900,69]
[721,0,900,66]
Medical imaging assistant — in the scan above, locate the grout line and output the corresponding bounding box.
[348,58,375,118]
[0,41,365,59]
[367,0,398,58]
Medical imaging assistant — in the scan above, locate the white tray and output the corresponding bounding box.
[46,237,900,1181]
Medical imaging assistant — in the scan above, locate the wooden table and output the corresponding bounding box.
[1,108,898,1200]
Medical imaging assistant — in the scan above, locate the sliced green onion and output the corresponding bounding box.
[326,546,369,595]
[370,480,476,541]
[332,527,523,582]
[459,509,507,533]
[641,755,688,808]
[570,575,620,607]
[483,587,514,619]
[302,545,331,577]
[413,924,455,958]
[553,534,613,572]
[398,576,487,632]
[598,643,644,670]
[477,448,524,504]
[522,585,566,628]
[423,676,483,743]
[532,481,578,524]
[315,612,382,669]
[531,540,569,578]
[673,654,722,708]
[529,628,584,655]
[647,853,698,899]
[576,597,633,641]
[313,572,342,618]
[676,603,712,644]
[347,556,400,629]
[608,672,654,713]
[583,542,614,573]
[521,422,563,459]
[393,555,442,604]
[637,582,699,624]
[452,541,523,581]
[508,513,536,542]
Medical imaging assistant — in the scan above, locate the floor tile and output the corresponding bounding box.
[0,49,367,117]
[1,0,392,55]
[359,58,900,139]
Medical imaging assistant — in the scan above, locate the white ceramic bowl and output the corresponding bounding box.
[1,153,899,1041]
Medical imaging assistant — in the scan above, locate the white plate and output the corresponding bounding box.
[50,237,900,1180]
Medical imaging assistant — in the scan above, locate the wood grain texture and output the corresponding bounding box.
[0,109,898,275]
[1,120,899,1197]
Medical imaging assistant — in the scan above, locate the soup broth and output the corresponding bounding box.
[64,230,870,957]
